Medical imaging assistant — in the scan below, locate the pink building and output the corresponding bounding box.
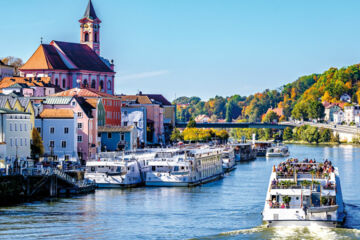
[121,94,164,144]
[41,96,98,163]
[19,0,116,95]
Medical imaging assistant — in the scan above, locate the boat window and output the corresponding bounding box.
[91,167,95,172]
[152,166,156,171]
[127,167,130,171]
[117,167,121,172]
[181,166,184,170]
[174,166,179,172]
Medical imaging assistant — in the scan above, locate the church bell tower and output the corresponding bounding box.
[79,0,101,55]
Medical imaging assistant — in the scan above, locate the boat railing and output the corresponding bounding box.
[271,185,302,190]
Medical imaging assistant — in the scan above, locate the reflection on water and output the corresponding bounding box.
[0,144,359,240]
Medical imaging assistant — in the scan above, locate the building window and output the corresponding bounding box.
[99,80,104,90]
[55,78,58,86]
[61,141,67,148]
[120,133,125,141]
[124,122,128,126]
[77,136,83,142]
[94,33,98,43]
[72,101,76,106]
[78,112,83,118]
[108,132,112,139]
[65,155,70,161]
[15,138,18,146]
[20,124,22,131]
[62,79,66,89]
[50,127,55,134]
[10,138,12,147]
[64,127,69,134]
[24,124,27,131]
[25,139,27,146]
[50,140,55,147]
[91,80,96,88]
[14,124,17,131]
[83,79,88,87]
[37,127,41,133]
[108,80,111,90]
[20,138,23,146]
[9,123,12,131]
[85,32,89,42]
[78,123,83,129]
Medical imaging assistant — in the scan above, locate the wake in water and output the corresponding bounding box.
[193,225,360,240]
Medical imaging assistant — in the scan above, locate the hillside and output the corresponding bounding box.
[173,64,360,122]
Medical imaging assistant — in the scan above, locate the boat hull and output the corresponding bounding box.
[264,219,343,228]
[145,173,223,187]
[96,182,142,188]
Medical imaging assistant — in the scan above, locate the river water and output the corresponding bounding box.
[0,144,359,240]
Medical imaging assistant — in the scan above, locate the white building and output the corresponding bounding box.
[333,110,344,124]
[0,108,31,161]
[344,105,360,124]
[340,93,351,103]
[0,60,14,80]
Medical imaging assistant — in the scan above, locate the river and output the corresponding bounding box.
[0,144,359,239]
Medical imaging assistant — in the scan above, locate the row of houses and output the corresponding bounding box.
[324,101,360,125]
[0,79,175,165]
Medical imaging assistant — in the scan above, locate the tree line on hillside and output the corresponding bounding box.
[174,63,360,122]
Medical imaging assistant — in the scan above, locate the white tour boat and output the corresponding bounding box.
[85,151,154,188]
[262,159,346,227]
[266,143,290,157]
[221,147,236,172]
[145,147,224,187]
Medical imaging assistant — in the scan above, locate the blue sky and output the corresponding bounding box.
[1,0,360,101]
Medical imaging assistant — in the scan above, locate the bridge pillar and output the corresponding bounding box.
[49,175,58,197]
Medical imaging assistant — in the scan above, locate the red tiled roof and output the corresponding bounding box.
[40,109,74,119]
[21,41,114,73]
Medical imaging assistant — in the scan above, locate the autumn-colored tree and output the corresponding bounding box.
[31,128,44,160]
[1,56,23,75]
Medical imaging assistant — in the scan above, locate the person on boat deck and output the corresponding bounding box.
[280,203,285,208]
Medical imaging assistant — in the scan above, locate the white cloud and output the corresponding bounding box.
[118,70,169,81]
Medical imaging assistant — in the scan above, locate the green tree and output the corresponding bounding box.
[304,126,320,143]
[31,128,44,160]
[225,103,232,122]
[283,127,293,141]
[170,128,183,142]
[319,128,331,142]
[262,111,279,123]
[307,101,325,120]
[291,102,308,120]
[187,117,196,128]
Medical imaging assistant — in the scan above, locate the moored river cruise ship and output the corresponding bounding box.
[145,147,224,187]
[262,159,346,227]
[85,151,154,188]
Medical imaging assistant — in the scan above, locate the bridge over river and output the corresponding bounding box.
[175,122,293,129]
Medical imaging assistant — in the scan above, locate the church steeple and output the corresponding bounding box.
[79,0,101,55]
[83,0,98,20]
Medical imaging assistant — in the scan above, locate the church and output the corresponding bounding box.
[20,0,116,95]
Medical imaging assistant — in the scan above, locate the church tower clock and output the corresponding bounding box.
[79,0,101,55]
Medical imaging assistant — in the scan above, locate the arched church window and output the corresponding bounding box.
[62,79,66,89]
[99,80,104,90]
[55,78,58,86]
[83,79,88,87]
[94,33,98,43]
[85,33,89,42]
[91,80,96,89]
[107,80,111,90]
